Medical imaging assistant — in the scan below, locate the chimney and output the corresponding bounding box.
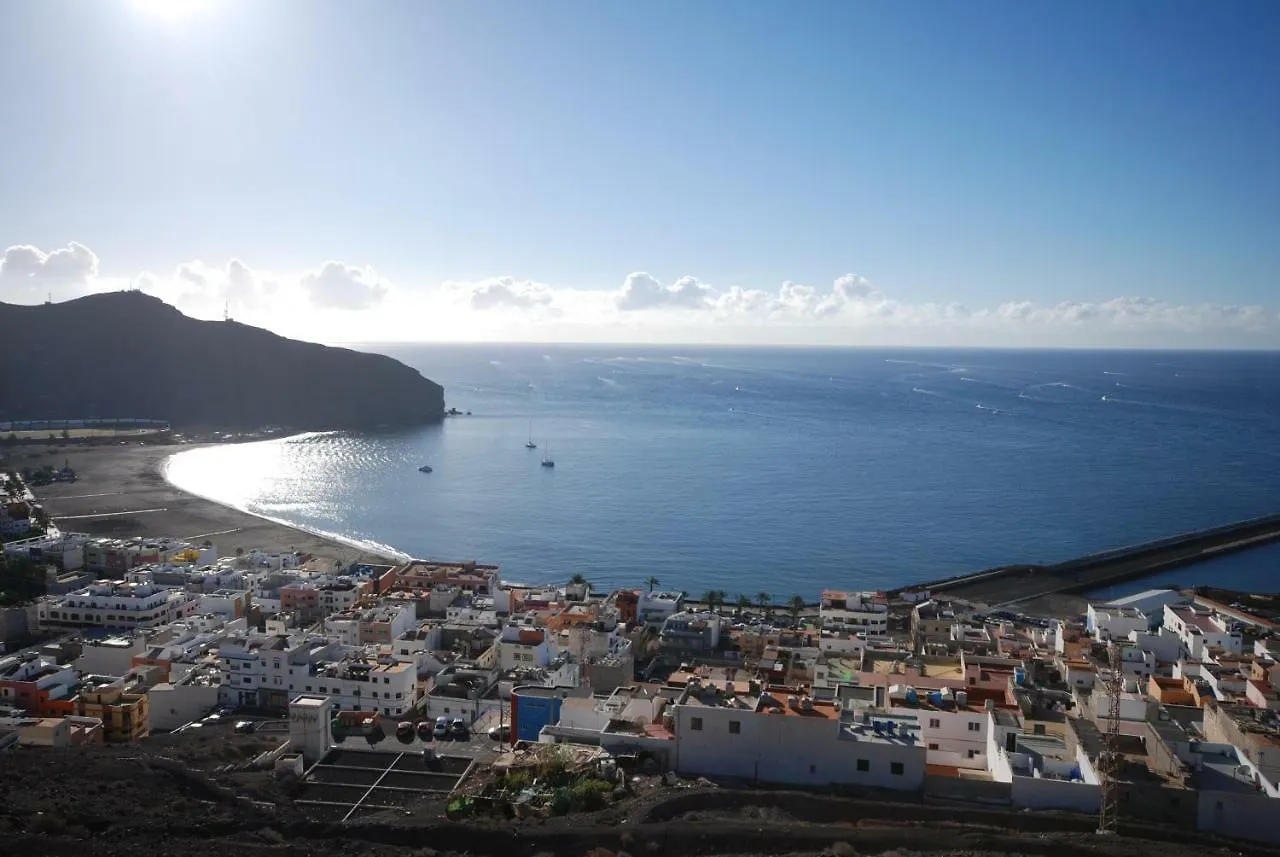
[984,698,995,712]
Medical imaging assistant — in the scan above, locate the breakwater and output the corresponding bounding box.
[897,513,1280,606]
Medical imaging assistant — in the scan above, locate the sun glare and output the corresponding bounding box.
[130,0,210,22]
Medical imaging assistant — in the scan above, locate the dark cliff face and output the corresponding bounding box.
[0,291,444,430]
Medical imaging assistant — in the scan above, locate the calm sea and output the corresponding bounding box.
[163,346,1280,600]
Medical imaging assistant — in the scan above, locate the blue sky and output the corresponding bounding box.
[1,0,1277,346]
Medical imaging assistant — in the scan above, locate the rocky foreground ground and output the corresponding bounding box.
[1,742,1274,857]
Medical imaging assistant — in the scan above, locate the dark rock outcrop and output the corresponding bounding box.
[0,291,444,430]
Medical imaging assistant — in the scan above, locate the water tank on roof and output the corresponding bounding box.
[787,695,799,708]
[928,691,942,706]
[956,690,968,708]
[1014,667,1026,686]
[905,687,918,704]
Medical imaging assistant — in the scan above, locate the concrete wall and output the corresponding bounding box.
[149,681,220,731]
[1010,774,1100,813]
[1198,790,1280,845]
[0,607,29,643]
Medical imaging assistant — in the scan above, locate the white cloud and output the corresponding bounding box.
[1,241,1276,347]
[0,241,99,299]
[617,272,715,310]
[300,261,388,310]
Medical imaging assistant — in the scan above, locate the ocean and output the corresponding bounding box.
[163,345,1280,600]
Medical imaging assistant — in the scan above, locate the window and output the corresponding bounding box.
[928,743,939,751]
[967,749,979,759]
[384,677,390,684]
[929,718,940,729]
[967,722,980,732]
[856,759,869,772]
[690,717,704,731]
[890,762,904,776]
[729,720,741,734]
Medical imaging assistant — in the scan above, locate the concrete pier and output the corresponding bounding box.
[896,513,1280,607]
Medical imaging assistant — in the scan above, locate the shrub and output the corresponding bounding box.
[569,777,612,811]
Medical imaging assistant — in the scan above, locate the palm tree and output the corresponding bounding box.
[756,592,772,619]
[645,576,660,592]
[736,594,752,617]
[569,573,587,586]
[702,590,727,614]
[787,594,806,623]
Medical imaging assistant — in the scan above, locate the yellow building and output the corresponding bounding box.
[73,678,150,742]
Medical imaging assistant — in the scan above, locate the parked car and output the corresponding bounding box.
[416,720,434,741]
[488,724,511,742]
[449,718,470,740]
[433,716,451,741]
[233,720,256,734]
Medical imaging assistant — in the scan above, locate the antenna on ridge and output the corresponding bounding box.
[46,291,52,305]
[223,300,231,322]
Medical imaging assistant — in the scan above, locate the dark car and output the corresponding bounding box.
[416,720,434,741]
[449,718,470,740]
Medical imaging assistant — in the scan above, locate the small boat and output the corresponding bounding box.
[418,464,433,473]
[525,420,537,449]
[541,443,554,468]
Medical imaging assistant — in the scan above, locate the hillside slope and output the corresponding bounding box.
[0,291,444,430]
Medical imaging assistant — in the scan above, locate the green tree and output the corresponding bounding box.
[736,594,752,617]
[787,594,806,623]
[645,576,660,592]
[701,590,727,613]
[569,573,587,586]
[0,555,47,607]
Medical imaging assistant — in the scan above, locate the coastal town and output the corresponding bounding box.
[3,464,1280,854]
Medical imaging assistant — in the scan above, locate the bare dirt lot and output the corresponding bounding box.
[1,740,1275,857]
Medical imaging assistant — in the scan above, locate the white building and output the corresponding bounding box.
[1086,604,1149,641]
[820,591,889,638]
[75,634,147,676]
[671,683,926,791]
[884,685,1019,771]
[36,581,199,631]
[498,624,553,671]
[637,591,683,626]
[1164,605,1243,659]
[149,664,223,731]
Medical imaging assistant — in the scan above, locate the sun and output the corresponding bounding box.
[129,0,211,22]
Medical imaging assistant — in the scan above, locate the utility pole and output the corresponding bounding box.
[1098,644,1124,834]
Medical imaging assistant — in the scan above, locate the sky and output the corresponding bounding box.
[1,0,1278,347]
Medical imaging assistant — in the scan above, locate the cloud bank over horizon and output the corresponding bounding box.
[1,241,1277,348]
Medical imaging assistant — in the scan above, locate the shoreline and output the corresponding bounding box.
[11,441,401,569]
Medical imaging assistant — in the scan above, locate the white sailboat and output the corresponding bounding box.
[525,420,537,449]
[540,442,554,468]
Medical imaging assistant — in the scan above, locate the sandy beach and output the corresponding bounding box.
[8,441,398,567]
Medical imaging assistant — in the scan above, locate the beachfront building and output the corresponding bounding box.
[387,560,501,596]
[670,681,926,790]
[819,591,889,638]
[637,590,683,627]
[34,581,200,632]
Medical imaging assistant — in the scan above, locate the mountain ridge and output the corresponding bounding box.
[0,291,444,430]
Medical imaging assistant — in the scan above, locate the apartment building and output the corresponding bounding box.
[1165,605,1244,659]
[36,581,199,631]
[820,590,889,638]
